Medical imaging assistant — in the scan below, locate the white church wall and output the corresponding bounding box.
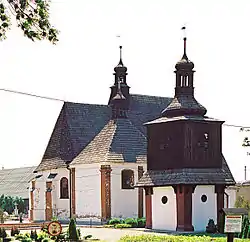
[74,163,101,221]
[152,186,177,231]
[110,163,146,218]
[31,168,70,221]
[32,173,46,221]
[225,186,237,208]
[192,185,217,232]
[50,168,70,220]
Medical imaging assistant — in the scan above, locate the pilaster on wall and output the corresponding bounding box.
[138,166,144,218]
[29,180,35,221]
[174,185,195,231]
[45,181,53,221]
[215,185,225,231]
[71,168,76,216]
[144,187,153,229]
[100,165,112,221]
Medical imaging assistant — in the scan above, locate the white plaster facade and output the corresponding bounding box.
[192,185,217,232]
[152,186,177,231]
[110,163,146,218]
[150,185,237,232]
[31,168,70,221]
[225,186,237,208]
[31,163,146,222]
[74,163,101,221]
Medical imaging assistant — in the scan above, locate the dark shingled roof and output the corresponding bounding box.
[71,119,147,164]
[161,95,207,117]
[35,94,172,172]
[136,157,235,187]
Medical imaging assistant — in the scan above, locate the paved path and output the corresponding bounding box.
[79,227,168,242]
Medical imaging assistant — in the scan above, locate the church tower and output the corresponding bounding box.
[108,46,130,109]
[136,30,235,232]
[147,35,223,171]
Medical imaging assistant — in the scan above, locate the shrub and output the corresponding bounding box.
[108,218,123,225]
[115,223,132,229]
[206,219,217,233]
[41,238,52,242]
[124,218,138,227]
[21,238,32,242]
[137,218,146,228]
[30,230,38,241]
[68,217,80,241]
[104,224,115,228]
[11,226,20,236]
[0,228,7,238]
[37,231,49,242]
[41,223,48,233]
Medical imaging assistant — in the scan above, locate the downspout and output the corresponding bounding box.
[66,165,72,219]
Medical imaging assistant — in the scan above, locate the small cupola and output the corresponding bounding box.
[109,46,130,108]
[161,27,207,117]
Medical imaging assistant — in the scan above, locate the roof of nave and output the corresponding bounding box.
[34,94,172,172]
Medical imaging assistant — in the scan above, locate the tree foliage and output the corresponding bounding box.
[0,194,25,214]
[235,195,250,214]
[0,0,58,43]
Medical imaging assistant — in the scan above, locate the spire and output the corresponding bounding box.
[161,28,207,117]
[175,26,194,70]
[114,46,127,72]
[182,26,188,60]
[118,45,123,66]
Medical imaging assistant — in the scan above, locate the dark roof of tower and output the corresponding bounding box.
[34,94,172,172]
[161,95,207,118]
[175,53,194,70]
[135,156,235,187]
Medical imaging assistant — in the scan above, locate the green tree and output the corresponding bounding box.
[235,195,250,216]
[0,0,58,43]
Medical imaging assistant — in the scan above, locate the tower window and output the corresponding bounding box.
[121,169,134,189]
[161,196,168,204]
[181,75,189,86]
[60,177,69,199]
[201,194,207,203]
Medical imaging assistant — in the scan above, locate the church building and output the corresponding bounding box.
[29,36,235,228]
[136,36,235,231]
[29,46,172,223]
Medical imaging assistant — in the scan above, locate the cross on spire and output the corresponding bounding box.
[181,26,187,58]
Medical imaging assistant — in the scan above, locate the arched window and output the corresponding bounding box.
[60,177,69,199]
[121,169,134,189]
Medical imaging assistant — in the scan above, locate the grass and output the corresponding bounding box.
[118,234,250,242]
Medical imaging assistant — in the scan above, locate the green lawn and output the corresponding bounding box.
[118,234,250,242]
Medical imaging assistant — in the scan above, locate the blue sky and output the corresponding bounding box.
[0,0,249,181]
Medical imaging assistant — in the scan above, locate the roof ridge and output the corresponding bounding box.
[131,93,172,99]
